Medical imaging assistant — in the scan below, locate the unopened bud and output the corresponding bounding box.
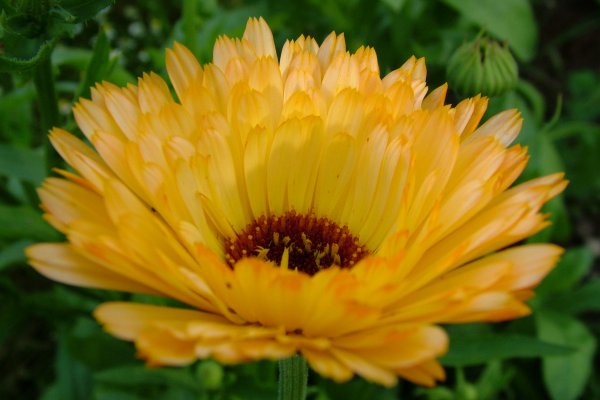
[196,359,224,390]
[447,37,518,97]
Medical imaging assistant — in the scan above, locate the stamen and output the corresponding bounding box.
[281,247,290,270]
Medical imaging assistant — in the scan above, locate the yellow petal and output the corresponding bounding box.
[469,109,522,146]
[28,243,157,294]
[317,32,346,72]
[166,42,203,100]
[243,17,277,59]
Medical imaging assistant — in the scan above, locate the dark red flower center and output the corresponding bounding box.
[224,211,369,275]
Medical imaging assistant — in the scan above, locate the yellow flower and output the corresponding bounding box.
[27,17,566,387]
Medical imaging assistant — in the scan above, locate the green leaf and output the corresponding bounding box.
[77,30,110,99]
[525,128,570,243]
[40,384,62,400]
[0,280,25,344]
[52,45,93,69]
[536,310,596,400]
[0,239,33,270]
[161,386,198,400]
[0,86,36,145]
[54,0,114,22]
[90,386,140,400]
[94,366,199,391]
[441,0,537,61]
[0,204,60,240]
[440,330,573,366]
[66,317,135,370]
[223,361,279,400]
[0,38,55,72]
[549,278,600,315]
[475,361,515,399]
[316,376,397,400]
[380,0,407,13]
[566,70,600,121]
[0,144,45,184]
[536,246,595,297]
[54,334,94,400]
[25,286,100,315]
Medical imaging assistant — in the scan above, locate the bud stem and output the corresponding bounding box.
[278,355,308,400]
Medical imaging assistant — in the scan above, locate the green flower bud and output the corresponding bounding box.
[196,360,224,391]
[447,37,518,97]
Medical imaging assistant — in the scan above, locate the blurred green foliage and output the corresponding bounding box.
[1,0,599,399]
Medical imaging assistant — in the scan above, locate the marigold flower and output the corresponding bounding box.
[27,17,567,387]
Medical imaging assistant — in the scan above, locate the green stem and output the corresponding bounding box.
[278,355,308,400]
[182,0,197,52]
[33,51,60,172]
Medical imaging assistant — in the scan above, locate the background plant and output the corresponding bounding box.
[1,0,599,399]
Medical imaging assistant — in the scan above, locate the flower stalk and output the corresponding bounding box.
[278,355,308,400]
[33,51,60,171]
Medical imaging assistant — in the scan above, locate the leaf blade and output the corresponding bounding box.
[441,329,573,366]
[0,144,46,184]
[536,310,596,400]
[442,0,537,61]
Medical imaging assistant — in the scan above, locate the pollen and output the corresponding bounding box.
[224,211,369,275]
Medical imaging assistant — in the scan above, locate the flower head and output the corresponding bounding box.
[27,17,566,387]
